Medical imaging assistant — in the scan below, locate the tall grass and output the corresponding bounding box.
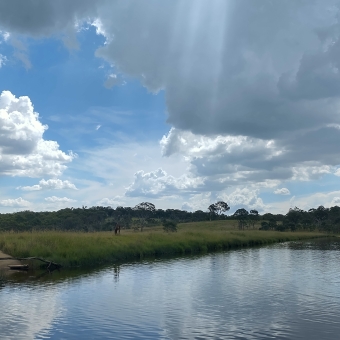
[0,223,324,268]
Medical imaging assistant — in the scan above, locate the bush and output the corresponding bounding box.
[163,220,177,233]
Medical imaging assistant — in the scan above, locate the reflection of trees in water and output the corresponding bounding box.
[0,269,7,288]
[113,265,120,282]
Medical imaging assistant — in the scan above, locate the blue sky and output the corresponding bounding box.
[1,0,340,214]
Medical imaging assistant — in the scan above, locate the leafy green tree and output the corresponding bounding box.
[262,213,275,221]
[308,206,329,230]
[249,209,259,229]
[285,207,304,230]
[208,201,230,220]
[260,221,270,230]
[233,208,249,230]
[192,210,208,222]
[133,202,156,232]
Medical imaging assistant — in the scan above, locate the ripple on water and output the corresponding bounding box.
[1,239,340,340]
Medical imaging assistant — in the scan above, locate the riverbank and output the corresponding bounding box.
[0,250,21,271]
[0,223,326,268]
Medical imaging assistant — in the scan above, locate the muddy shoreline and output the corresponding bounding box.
[0,250,21,272]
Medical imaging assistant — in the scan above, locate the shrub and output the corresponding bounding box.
[163,220,177,233]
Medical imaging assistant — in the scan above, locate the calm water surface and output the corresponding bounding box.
[1,238,340,339]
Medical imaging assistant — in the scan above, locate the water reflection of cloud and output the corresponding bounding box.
[159,250,294,339]
[0,285,61,340]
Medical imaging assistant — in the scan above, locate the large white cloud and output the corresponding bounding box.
[126,168,202,198]
[0,91,75,177]
[160,128,338,186]
[180,188,267,213]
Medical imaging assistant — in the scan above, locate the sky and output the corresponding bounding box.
[1,0,340,214]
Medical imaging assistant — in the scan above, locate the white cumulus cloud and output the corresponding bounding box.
[331,197,340,206]
[160,128,334,188]
[18,179,78,191]
[274,188,291,195]
[96,196,123,207]
[126,168,202,198]
[0,91,75,177]
[0,197,30,207]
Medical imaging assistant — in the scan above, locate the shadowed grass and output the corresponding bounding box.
[0,222,325,268]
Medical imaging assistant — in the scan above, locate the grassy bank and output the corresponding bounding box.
[0,222,325,268]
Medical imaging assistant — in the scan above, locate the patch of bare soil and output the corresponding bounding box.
[0,250,21,271]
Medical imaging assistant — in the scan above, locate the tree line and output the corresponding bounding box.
[0,203,214,232]
[259,205,340,233]
[0,201,339,234]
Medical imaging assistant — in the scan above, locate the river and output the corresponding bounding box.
[1,238,340,339]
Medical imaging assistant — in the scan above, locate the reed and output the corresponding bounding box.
[0,222,324,268]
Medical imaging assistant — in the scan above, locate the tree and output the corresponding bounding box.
[162,220,177,232]
[260,221,270,230]
[309,206,328,229]
[262,213,274,221]
[208,201,230,220]
[192,210,208,222]
[133,202,156,232]
[249,209,259,229]
[285,207,304,230]
[233,208,249,230]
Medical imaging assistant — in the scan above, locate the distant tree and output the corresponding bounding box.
[192,210,209,222]
[285,207,304,230]
[249,209,259,229]
[162,220,177,233]
[208,201,230,220]
[233,208,249,230]
[275,214,285,222]
[260,219,277,231]
[268,218,277,230]
[133,202,156,232]
[260,221,270,230]
[262,213,274,221]
[308,206,328,229]
[134,202,156,213]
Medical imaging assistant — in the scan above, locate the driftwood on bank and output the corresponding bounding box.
[0,256,62,269]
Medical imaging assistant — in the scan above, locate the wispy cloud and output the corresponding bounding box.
[45,196,76,203]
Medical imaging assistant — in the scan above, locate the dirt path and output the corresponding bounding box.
[0,250,21,270]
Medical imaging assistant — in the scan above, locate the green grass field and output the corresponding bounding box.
[0,221,325,268]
